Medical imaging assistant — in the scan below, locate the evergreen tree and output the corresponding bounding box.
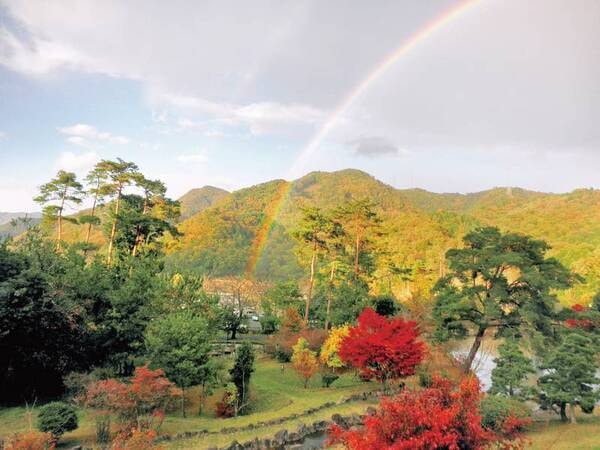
[490,340,535,398]
[145,311,214,417]
[334,199,382,276]
[94,159,139,264]
[34,170,84,250]
[229,341,255,414]
[538,333,600,423]
[80,166,108,253]
[433,227,573,372]
[293,207,342,322]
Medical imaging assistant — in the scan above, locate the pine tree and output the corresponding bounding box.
[293,207,342,322]
[490,340,535,398]
[34,170,84,250]
[94,159,139,264]
[538,333,600,423]
[433,227,573,372]
[334,199,382,276]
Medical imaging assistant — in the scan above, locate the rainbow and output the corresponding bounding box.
[245,0,481,277]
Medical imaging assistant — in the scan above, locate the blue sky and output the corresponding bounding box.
[1,0,599,212]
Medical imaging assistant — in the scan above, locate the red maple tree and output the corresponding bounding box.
[84,365,180,431]
[338,308,425,386]
[328,375,528,450]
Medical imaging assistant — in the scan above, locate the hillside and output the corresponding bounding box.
[169,169,600,304]
[0,213,41,238]
[178,186,229,220]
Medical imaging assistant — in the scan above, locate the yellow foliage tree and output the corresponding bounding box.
[320,325,350,370]
[291,337,319,388]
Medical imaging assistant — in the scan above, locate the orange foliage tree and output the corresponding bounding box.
[3,431,56,450]
[291,337,319,388]
[84,365,180,441]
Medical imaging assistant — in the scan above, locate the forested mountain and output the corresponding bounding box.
[0,212,41,238]
[178,185,229,220]
[28,169,600,304]
[165,169,600,304]
[0,211,41,225]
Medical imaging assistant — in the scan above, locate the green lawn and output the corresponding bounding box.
[526,416,600,450]
[0,355,378,448]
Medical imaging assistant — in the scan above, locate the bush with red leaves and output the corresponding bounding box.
[3,431,56,450]
[84,365,180,431]
[338,308,426,385]
[328,376,528,450]
[111,428,164,450]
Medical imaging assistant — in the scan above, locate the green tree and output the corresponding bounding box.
[34,170,84,250]
[94,159,139,264]
[334,199,381,276]
[490,340,535,398]
[37,402,78,440]
[538,333,600,423]
[145,311,214,417]
[80,166,108,253]
[0,238,89,402]
[293,207,342,322]
[433,227,573,372]
[229,341,255,415]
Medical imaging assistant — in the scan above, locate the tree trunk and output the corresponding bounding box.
[305,240,317,322]
[354,231,361,275]
[181,386,186,418]
[560,402,568,422]
[199,385,205,415]
[131,196,149,257]
[325,262,336,330]
[106,186,122,265]
[463,326,486,373]
[569,403,577,424]
[56,191,66,251]
[83,190,98,256]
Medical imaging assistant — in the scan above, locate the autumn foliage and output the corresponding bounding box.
[338,308,425,384]
[291,337,319,388]
[329,375,528,450]
[3,431,56,450]
[84,365,180,431]
[111,428,164,450]
[565,304,597,331]
[320,325,350,370]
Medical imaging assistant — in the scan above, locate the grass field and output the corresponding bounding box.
[0,355,378,448]
[527,416,600,450]
[3,355,600,449]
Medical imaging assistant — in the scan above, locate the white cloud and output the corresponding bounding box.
[0,27,83,76]
[0,131,6,139]
[176,152,208,163]
[54,151,100,174]
[58,123,129,146]
[153,92,326,136]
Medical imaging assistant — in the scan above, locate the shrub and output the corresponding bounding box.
[267,328,327,362]
[37,402,78,439]
[111,428,163,450]
[480,395,532,433]
[329,376,529,450]
[4,431,56,450]
[215,384,237,418]
[417,368,433,388]
[321,372,339,388]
